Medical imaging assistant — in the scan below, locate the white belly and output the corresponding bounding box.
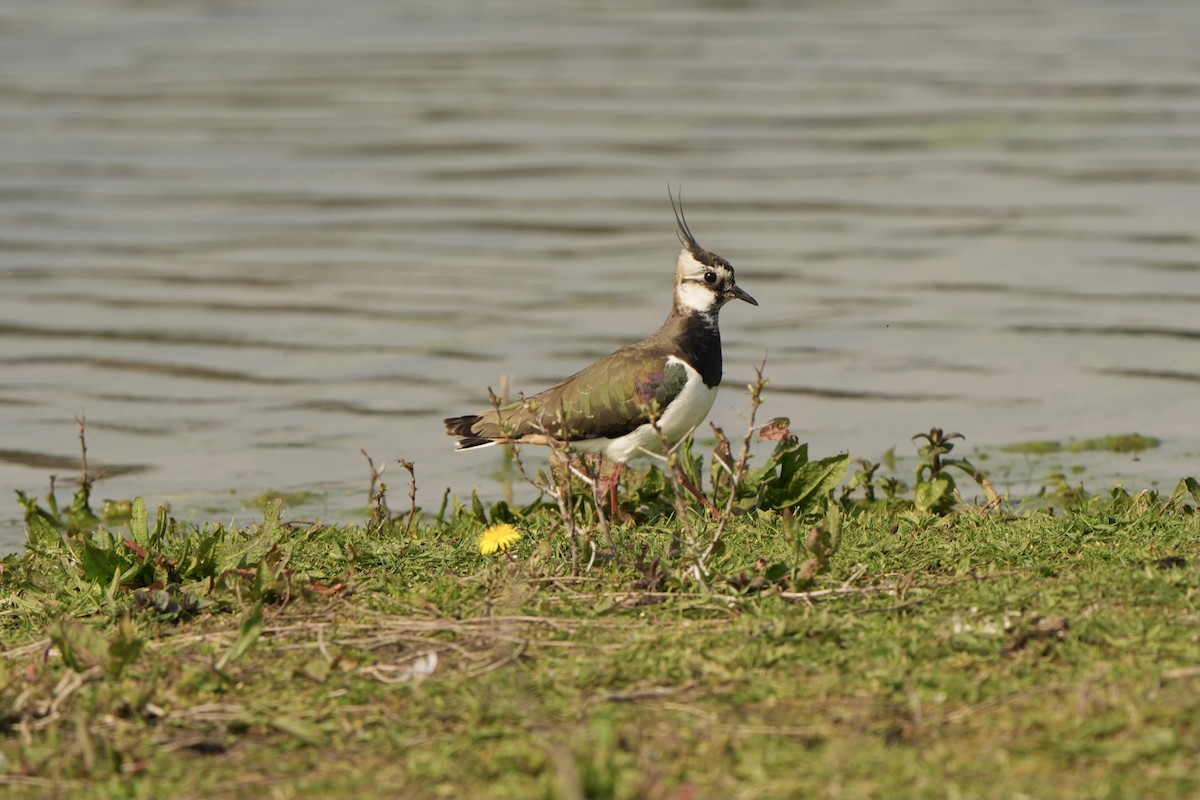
[574,358,718,463]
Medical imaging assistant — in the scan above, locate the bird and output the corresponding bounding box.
[444,196,757,510]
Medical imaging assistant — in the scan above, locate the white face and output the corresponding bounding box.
[674,246,746,314]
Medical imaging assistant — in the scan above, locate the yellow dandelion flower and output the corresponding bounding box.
[479,523,522,555]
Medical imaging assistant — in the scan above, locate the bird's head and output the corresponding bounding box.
[670,195,757,316]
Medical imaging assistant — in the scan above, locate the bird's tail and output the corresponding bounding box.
[443,415,497,450]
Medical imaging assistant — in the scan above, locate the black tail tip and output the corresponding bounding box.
[444,414,481,438]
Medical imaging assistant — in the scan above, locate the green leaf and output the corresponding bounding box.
[152,504,170,548]
[1168,477,1200,508]
[763,562,791,583]
[16,489,39,517]
[218,604,263,670]
[78,529,126,584]
[750,439,807,507]
[638,466,669,505]
[24,512,63,555]
[248,548,292,603]
[67,482,101,531]
[470,489,488,523]
[765,439,807,479]
[179,530,221,582]
[130,497,150,547]
[262,497,282,535]
[677,435,704,496]
[489,500,516,525]
[914,477,955,513]
[107,614,145,679]
[765,452,851,517]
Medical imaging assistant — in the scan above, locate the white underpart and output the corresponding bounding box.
[572,357,718,464]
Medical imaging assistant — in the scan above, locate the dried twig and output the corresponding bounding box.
[396,459,418,536]
[603,683,695,702]
[778,570,1021,603]
[941,683,1066,724]
[76,414,89,485]
[361,449,388,528]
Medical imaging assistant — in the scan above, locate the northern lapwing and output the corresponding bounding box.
[444,198,757,510]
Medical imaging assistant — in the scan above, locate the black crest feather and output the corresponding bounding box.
[668,187,702,255]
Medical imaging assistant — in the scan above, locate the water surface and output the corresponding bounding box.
[2,0,1198,552]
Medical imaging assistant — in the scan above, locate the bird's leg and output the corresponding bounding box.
[571,454,623,555]
[596,459,629,523]
[608,462,624,520]
[566,456,603,553]
[676,471,721,519]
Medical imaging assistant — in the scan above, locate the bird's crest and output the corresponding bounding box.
[669,187,703,258]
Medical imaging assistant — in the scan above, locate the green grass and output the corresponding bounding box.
[2,471,1198,799]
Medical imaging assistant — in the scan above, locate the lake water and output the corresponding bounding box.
[2,0,1198,553]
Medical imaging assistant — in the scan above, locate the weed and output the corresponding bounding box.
[911,427,1002,514]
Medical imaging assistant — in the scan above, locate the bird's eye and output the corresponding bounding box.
[703,271,717,284]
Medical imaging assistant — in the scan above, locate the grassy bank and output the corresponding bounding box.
[2,425,1198,799]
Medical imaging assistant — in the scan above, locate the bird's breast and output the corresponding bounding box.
[655,358,718,444]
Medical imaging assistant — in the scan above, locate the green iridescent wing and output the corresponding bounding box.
[473,346,687,443]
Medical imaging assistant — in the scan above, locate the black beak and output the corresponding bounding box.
[728,284,758,306]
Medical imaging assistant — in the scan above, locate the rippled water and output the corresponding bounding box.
[2,0,1198,552]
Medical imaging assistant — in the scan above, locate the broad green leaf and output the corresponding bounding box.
[765,452,850,516]
[914,477,954,513]
[763,439,807,479]
[1168,477,1200,508]
[78,530,125,584]
[753,440,808,507]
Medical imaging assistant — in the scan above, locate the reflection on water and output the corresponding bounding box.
[2,0,1198,552]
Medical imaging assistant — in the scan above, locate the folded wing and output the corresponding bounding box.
[446,345,687,447]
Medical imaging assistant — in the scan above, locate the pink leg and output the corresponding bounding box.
[677,472,720,519]
[595,460,629,522]
[608,462,624,518]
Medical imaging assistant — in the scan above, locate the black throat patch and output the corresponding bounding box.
[672,311,723,388]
